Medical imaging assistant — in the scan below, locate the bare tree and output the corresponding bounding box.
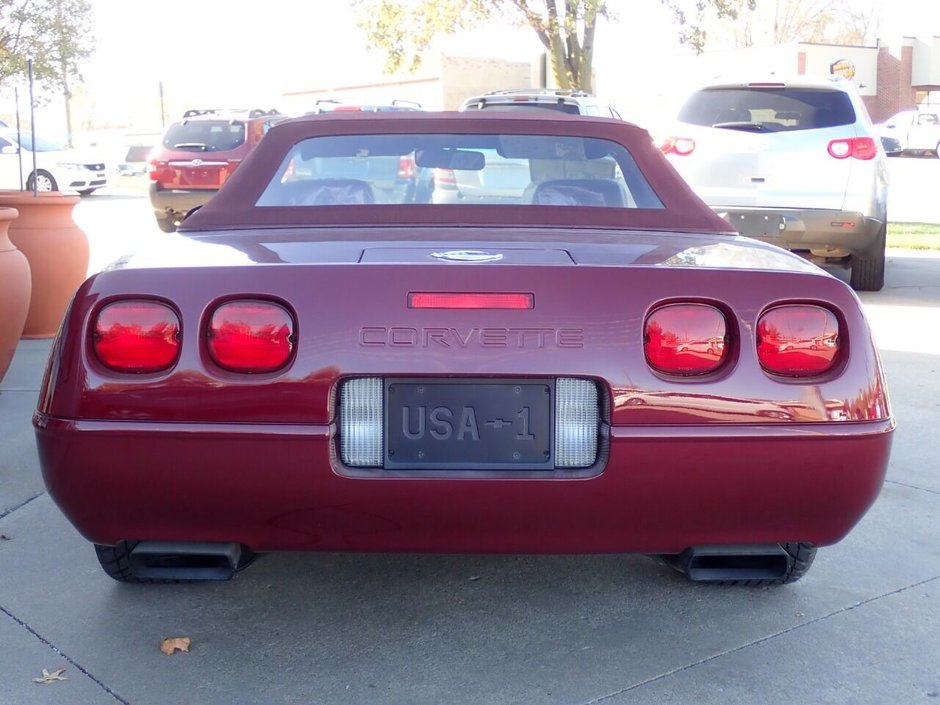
[355,0,758,91]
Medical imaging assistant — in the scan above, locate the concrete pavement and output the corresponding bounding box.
[2,247,939,704]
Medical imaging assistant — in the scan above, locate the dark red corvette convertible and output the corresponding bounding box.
[34,112,894,585]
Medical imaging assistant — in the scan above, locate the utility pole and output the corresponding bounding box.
[57,2,74,148]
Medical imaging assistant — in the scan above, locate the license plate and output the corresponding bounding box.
[385,379,552,470]
[726,213,786,238]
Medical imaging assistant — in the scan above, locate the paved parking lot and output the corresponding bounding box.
[1,185,939,704]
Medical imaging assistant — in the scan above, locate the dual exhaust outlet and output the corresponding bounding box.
[128,541,793,583]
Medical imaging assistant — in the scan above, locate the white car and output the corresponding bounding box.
[876,108,940,155]
[661,75,889,291]
[0,129,108,195]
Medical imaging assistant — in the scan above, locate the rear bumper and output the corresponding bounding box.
[715,208,885,258]
[149,182,216,217]
[35,415,893,554]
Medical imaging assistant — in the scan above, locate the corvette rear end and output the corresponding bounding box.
[34,113,893,585]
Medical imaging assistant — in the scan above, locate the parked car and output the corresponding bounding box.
[148,109,285,232]
[439,89,625,204]
[878,134,902,156]
[306,99,422,114]
[876,108,940,155]
[0,128,107,195]
[660,76,889,291]
[34,111,893,588]
[459,88,623,119]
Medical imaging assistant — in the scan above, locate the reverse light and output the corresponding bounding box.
[340,377,383,467]
[645,303,729,375]
[408,292,534,309]
[827,137,877,160]
[757,305,840,376]
[659,136,695,156]
[555,378,599,468]
[93,300,181,373]
[207,300,294,373]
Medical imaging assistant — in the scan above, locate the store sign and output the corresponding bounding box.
[830,59,856,80]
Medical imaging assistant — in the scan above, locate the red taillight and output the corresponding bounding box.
[757,305,840,376]
[659,136,695,156]
[148,159,167,181]
[397,155,416,179]
[827,137,877,160]
[408,292,534,309]
[434,168,456,185]
[332,105,363,112]
[207,300,294,373]
[93,301,181,373]
[644,304,728,375]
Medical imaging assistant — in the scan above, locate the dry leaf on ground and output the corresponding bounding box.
[160,636,192,655]
[33,667,67,684]
[0,534,11,541]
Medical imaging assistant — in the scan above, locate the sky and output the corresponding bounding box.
[11,0,940,141]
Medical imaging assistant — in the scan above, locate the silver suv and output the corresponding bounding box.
[436,89,623,204]
[460,88,623,119]
[661,76,889,291]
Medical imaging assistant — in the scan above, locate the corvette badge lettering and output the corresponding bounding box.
[360,326,583,348]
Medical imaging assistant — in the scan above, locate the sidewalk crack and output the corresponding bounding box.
[579,574,940,704]
[0,491,46,521]
[0,604,130,704]
[885,479,940,496]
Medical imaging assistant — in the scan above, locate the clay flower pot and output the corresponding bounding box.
[0,207,31,382]
[0,191,89,339]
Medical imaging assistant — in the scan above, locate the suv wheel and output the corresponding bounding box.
[850,222,886,291]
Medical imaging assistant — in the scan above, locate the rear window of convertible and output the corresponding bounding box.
[256,133,664,209]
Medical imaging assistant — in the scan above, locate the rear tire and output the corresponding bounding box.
[850,222,886,291]
[95,541,152,583]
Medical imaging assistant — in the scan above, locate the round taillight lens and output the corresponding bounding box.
[207,300,294,373]
[757,305,840,376]
[644,303,729,375]
[93,301,181,373]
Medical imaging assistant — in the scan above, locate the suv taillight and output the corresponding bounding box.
[93,301,181,373]
[397,156,416,179]
[659,136,695,156]
[827,137,877,160]
[757,305,840,376]
[434,168,456,185]
[148,159,169,182]
[207,300,294,373]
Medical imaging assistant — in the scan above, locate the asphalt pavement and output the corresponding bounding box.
[1,189,939,704]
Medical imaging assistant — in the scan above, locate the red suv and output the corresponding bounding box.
[148,109,285,232]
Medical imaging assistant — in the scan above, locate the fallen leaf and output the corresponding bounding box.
[0,534,10,541]
[32,667,67,684]
[160,636,192,655]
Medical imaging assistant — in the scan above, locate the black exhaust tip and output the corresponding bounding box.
[678,544,791,583]
[129,542,243,581]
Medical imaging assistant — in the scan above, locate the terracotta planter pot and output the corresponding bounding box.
[0,207,31,382]
[0,191,89,339]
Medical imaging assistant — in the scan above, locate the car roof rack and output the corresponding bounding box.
[181,108,282,119]
[481,88,593,98]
